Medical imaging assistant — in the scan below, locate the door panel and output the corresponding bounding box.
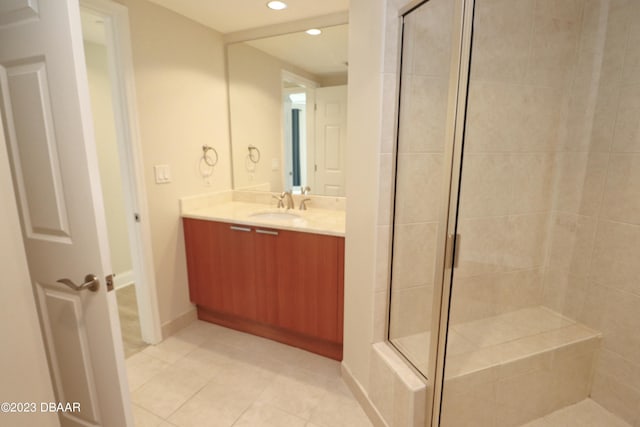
[315,85,347,197]
[37,286,101,425]
[5,60,71,242]
[0,1,130,426]
[0,0,38,27]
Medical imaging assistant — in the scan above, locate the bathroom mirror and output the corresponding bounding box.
[227,24,348,196]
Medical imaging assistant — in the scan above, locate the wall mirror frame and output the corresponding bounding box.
[226,21,349,197]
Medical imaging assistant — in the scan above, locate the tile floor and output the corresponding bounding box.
[524,399,631,427]
[116,284,148,358]
[126,320,372,427]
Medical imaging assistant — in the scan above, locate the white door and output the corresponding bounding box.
[314,85,347,197]
[0,1,131,426]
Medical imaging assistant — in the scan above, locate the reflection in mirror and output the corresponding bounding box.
[227,24,348,196]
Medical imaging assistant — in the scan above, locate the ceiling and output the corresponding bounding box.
[146,0,349,34]
[245,24,348,77]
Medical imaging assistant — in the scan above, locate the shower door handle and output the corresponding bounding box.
[446,234,461,269]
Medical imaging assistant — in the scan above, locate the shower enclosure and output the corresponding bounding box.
[388,0,640,425]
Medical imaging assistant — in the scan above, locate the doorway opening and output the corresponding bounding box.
[80,1,161,356]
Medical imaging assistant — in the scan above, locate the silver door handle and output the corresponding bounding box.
[57,274,100,292]
[230,225,251,232]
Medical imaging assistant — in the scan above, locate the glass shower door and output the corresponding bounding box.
[388,0,467,383]
[438,0,636,425]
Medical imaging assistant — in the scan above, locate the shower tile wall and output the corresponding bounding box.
[448,0,640,424]
[452,0,579,325]
[542,0,640,423]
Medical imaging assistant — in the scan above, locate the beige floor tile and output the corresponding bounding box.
[132,365,209,418]
[126,352,170,392]
[520,418,550,427]
[257,367,330,419]
[141,335,200,364]
[168,345,234,381]
[167,381,255,427]
[172,320,225,347]
[233,402,307,427]
[529,398,632,427]
[212,358,280,399]
[309,390,372,427]
[289,349,342,379]
[132,404,165,427]
[130,321,374,427]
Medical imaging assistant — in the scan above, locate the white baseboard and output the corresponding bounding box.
[114,270,135,289]
[341,362,388,427]
[160,307,197,339]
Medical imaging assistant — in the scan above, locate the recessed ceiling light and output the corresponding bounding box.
[267,1,287,10]
[306,28,322,36]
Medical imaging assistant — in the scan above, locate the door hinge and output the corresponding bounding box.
[134,213,141,222]
[106,274,115,292]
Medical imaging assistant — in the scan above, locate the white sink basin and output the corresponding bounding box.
[249,211,301,220]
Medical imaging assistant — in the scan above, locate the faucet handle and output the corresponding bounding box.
[272,194,285,209]
[299,198,311,211]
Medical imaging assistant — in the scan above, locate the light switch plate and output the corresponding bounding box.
[154,164,171,184]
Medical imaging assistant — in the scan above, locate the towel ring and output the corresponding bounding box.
[202,145,218,167]
[248,145,261,164]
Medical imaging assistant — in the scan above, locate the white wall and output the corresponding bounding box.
[84,41,133,279]
[116,0,232,330]
[0,118,59,427]
[342,0,385,391]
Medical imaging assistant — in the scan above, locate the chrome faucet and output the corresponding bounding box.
[282,191,295,210]
[271,193,285,208]
[299,198,311,210]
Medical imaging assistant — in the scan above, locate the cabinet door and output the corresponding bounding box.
[254,228,279,324]
[276,230,342,342]
[183,218,213,305]
[212,222,257,319]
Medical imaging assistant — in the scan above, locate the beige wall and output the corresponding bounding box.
[0,119,58,427]
[116,0,232,328]
[227,42,318,192]
[342,0,385,392]
[84,41,133,278]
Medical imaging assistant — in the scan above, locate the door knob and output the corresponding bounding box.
[56,274,100,292]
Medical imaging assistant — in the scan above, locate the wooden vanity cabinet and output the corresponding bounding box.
[182,218,344,360]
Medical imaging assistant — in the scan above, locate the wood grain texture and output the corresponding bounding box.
[197,306,343,360]
[183,218,345,359]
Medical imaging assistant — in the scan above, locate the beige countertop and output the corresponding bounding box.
[181,201,345,237]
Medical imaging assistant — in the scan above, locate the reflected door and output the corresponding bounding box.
[315,85,347,196]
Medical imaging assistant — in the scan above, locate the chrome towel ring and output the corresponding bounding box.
[202,145,218,167]
[248,145,261,164]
